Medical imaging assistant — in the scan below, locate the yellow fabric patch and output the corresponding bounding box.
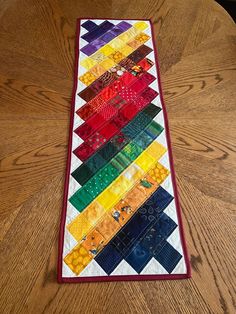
[118,28,137,43]
[125,27,139,38]
[135,151,156,172]
[79,72,97,86]
[111,199,135,226]
[145,141,166,160]
[109,175,133,197]
[149,162,169,184]
[96,188,120,211]
[82,201,105,226]
[133,21,149,31]
[136,174,159,197]
[135,32,150,44]
[81,229,105,253]
[99,58,116,70]
[109,38,125,49]
[90,64,106,77]
[119,45,133,56]
[67,213,92,242]
[109,51,125,63]
[123,164,144,184]
[90,51,106,62]
[127,39,142,49]
[80,57,97,70]
[98,44,115,56]
[64,244,92,275]
[96,214,120,243]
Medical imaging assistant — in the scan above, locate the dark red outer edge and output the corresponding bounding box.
[57,18,191,284]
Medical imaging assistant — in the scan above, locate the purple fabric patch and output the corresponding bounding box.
[100,31,116,43]
[92,38,106,49]
[82,21,114,42]
[117,21,132,32]
[81,44,97,56]
[80,21,132,56]
[81,20,98,32]
[99,21,114,32]
[110,26,124,36]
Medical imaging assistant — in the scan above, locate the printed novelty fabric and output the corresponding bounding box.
[58,19,190,283]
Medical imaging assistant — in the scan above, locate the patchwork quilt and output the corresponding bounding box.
[58,18,190,283]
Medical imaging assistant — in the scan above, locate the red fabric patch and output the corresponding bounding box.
[73,142,95,161]
[138,58,154,71]
[87,132,107,150]
[141,87,158,103]
[108,95,127,109]
[112,112,129,129]
[74,123,94,140]
[99,104,118,120]
[120,102,138,120]
[90,96,107,112]
[78,87,97,102]
[100,86,117,102]
[129,72,156,94]
[139,72,156,86]
[129,79,147,94]
[119,72,136,86]
[134,96,149,110]
[119,87,138,102]
[109,78,124,94]
[86,113,106,130]
[99,122,119,140]
[77,103,95,120]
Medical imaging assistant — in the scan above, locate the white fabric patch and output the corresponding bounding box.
[111,260,137,276]
[68,176,81,198]
[141,257,169,275]
[79,260,107,277]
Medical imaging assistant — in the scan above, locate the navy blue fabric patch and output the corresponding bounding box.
[95,243,123,274]
[125,243,152,273]
[139,213,177,254]
[110,230,133,255]
[92,187,180,274]
[154,241,182,273]
[122,212,153,244]
[140,186,174,214]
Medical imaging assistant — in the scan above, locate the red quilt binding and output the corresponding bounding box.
[57,18,191,283]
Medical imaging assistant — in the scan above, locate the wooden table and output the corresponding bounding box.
[0,0,235,313]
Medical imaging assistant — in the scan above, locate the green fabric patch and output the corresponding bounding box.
[71,165,94,186]
[111,152,131,173]
[69,186,94,212]
[122,142,143,161]
[133,131,153,149]
[145,120,164,139]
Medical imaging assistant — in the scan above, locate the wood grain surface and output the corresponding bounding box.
[0,0,235,313]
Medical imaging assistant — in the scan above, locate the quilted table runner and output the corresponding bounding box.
[58,18,190,283]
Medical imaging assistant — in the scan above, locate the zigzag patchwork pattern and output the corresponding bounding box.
[62,19,187,278]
